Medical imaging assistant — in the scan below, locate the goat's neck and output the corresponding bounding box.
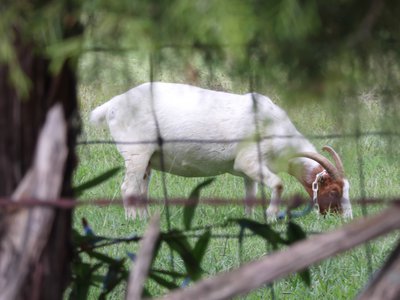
[289,158,324,196]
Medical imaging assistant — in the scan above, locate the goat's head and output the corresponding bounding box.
[297,146,349,215]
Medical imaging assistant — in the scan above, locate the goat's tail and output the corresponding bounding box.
[90,102,110,125]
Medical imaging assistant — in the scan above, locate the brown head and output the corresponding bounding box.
[295,146,348,215]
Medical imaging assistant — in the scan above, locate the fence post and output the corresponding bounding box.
[0,7,81,298]
[0,105,68,300]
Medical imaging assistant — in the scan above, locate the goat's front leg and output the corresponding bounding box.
[265,181,283,219]
[341,179,353,219]
[120,150,152,220]
[234,150,283,220]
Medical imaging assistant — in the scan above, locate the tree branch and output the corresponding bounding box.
[126,214,161,300]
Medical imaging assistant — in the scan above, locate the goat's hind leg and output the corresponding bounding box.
[120,148,152,220]
[244,177,257,216]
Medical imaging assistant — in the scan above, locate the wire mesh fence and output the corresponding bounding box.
[66,42,400,298]
[2,2,400,299]
[2,42,399,299]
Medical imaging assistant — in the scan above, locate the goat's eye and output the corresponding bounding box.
[330,190,340,198]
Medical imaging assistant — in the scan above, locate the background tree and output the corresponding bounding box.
[0,0,399,298]
[0,1,82,299]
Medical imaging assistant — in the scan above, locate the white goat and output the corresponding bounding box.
[90,82,353,219]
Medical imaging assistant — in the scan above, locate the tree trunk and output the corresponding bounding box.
[0,17,81,300]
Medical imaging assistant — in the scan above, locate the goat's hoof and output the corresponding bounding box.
[245,207,254,217]
[266,206,279,221]
[277,211,287,220]
[124,207,148,220]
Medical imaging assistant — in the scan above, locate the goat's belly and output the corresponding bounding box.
[149,146,235,177]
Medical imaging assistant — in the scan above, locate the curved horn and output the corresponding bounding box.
[322,146,345,178]
[294,152,341,180]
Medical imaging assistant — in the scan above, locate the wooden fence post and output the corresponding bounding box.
[0,105,68,300]
[0,6,81,298]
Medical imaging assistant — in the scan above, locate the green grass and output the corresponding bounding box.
[71,52,400,299]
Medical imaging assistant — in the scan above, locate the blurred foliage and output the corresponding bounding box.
[1,0,400,97]
[69,179,310,298]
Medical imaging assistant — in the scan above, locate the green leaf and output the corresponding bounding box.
[69,262,103,300]
[299,269,312,287]
[193,230,211,263]
[286,221,311,287]
[151,269,187,279]
[142,287,152,298]
[286,221,307,244]
[149,273,180,290]
[69,262,92,300]
[238,226,245,262]
[72,229,108,250]
[100,259,127,298]
[163,234,202,281]
[89,274,105,287]
[47,36,83,74]
[188,178,215,199]
[87,251,120,265]
[73,167,121,196]
[184,178,215,230]
[233,218,286,249]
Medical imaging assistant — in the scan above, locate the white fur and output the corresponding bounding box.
[90,82,325,219]
[341,179,353,218]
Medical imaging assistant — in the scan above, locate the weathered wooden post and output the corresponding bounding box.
[0,105,68,300]
[0,2,82,298]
